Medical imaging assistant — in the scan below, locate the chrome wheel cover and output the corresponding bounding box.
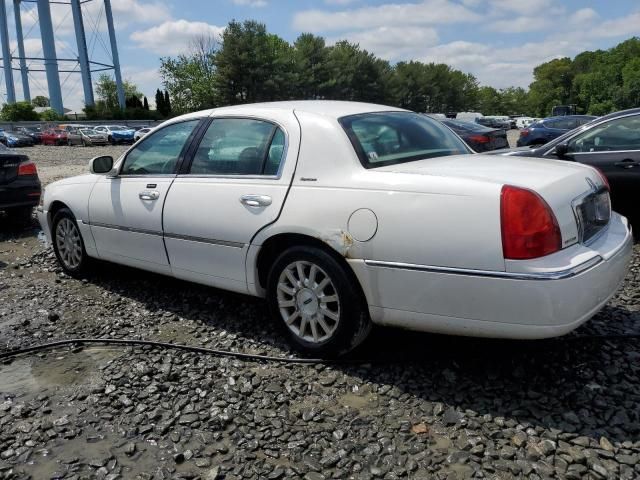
[55,218,83,269]
[277,261,340,344]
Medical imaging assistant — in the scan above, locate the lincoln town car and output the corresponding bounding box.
[38,101,633,356]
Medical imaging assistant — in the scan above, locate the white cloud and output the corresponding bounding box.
[328,26,438,60]
[130,19,224,55]
[293,0,479,33]
[486,16,552,33]
[324,0,360,5]
[487,0,554,16]
[232,0,267,7]
[591,11,640,38]
[569,8,598,25]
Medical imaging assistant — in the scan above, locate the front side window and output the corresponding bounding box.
[568,115,640,153]
[340,112,470,168]
[120,120,199,175]
[189,118,285,175]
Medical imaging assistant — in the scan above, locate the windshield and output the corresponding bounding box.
[80,129,95,134]
[340,112,470,168]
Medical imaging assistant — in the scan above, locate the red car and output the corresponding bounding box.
[41,129,68,146]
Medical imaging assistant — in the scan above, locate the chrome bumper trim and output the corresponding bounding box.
[364,255,604,281]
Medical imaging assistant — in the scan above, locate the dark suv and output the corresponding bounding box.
[517,115,596,147]
[0,144,41,224]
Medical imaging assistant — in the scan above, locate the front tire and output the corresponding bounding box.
[267,246,371,357]
[52,208,91,276]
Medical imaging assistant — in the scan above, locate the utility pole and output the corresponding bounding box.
[70,0,94,106]
[13,0,30,102]
[104,0,125,109]
[37,0,63,115]
[0,0,16,103]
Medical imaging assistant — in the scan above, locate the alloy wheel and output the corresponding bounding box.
[277,261,340,343]
[55,218,83,269]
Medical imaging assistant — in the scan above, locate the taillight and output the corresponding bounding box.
[468,135,490,144]
[500,185,562,260]
[520,129,529,137]
[18,160,37,176]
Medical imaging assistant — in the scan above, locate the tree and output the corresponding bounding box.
[293,33,329,99]
[155,89,166,115]
[39,108,62,121]
[164,90,172,115]
[1,101,40,121]
[95,74,142,112]
[160,35,218,113]
[143,96,149,110]
[31,95,49,107]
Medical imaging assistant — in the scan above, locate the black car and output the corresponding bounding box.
[15,126,43,144]
[476,117,510,130]
[0,130,35,148]
[491,108,640,231]
[441,119,509,152]
[0,144,41,224]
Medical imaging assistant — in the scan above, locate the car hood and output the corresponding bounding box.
[484,146,542,156]
[112,130,134,135]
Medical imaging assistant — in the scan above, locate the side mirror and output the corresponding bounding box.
[554,143,569,158]
[90,155,114,175]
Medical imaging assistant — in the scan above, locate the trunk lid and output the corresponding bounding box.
[0,154,25,185]
[374,154,608,248]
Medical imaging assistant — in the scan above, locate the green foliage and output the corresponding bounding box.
[1,101,40,121]
[95,74,142,112]
[528,37,640,116]
[31,95,50,107]
[40,108,63,121]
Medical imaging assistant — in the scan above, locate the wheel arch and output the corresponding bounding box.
[254,232,366,306]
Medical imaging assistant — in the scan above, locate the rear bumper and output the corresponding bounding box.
[349,213,633,339]
[0,177,41,209]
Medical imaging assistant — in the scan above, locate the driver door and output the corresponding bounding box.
[88,119,201,273]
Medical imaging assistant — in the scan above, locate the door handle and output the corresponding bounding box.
[139,190,160,201]
[614,159,638,169]
[240,194,272,207]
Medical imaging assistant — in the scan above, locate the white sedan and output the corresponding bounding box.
[38,101,633,356]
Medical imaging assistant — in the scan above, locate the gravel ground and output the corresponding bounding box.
[1,140,639,479]
[22,145,131,186]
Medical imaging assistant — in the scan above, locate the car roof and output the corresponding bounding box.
[541,115,596,122]
[173,101,407,123]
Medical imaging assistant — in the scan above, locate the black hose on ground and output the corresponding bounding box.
[0,334,639,363]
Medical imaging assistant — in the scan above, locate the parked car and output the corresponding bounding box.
[38,101,632,356]
[59,123,88,133]
[79,128,109,147]
[476,117,510,130]
[41,129,69,146]
[456,111,483,122]
[15,126,43,144]
[440,119,509,152]
[0,129,35,147]
[492,108,640,234]
[515,117,535,129]
[93,125,135,145]
[517,115,596,147]
[134,127,152,142]
[552,104,577,116]
[1,144,41,224]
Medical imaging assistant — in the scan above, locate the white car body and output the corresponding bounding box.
[516,117,535,129]
[456,111,483,122]
[134,127,152,141]
[38,101,632,342]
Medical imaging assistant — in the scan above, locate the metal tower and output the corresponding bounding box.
[0,0,126,115]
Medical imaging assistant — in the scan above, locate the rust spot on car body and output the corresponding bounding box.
[320,229,354,257]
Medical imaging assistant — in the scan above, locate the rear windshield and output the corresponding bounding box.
[340,112,470,168]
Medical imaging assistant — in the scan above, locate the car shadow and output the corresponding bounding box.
[76,259,640,444]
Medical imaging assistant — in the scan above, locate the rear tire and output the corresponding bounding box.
[266,246,371,357]
[51,208,91,276]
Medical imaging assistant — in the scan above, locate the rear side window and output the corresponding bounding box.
[340,111,470,168]
[189,118,285,176]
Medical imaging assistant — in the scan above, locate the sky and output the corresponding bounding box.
[1,0,639,111]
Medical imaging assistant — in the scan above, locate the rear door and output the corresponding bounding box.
[563,113,640,223]
[163,112,300,293]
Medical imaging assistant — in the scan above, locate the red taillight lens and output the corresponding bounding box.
[468,135,490,144]
[18,160,37,176]
[500,185,562,260]
[520,129,529,137]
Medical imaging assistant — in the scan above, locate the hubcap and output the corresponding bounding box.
[55,218,83,269]
[277,261,340,344]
